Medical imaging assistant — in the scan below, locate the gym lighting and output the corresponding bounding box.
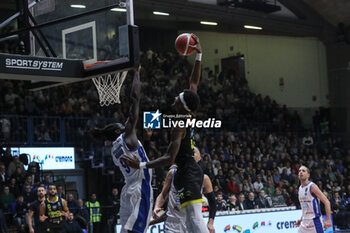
[153,11,170,16]
[200,21,218,26]
[244,25,263,30]
[111,8,127,12]
[70,4,86,8]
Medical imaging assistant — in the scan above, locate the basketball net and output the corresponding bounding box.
[92,70,127,106]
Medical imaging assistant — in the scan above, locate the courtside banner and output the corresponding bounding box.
[116,210,333,233]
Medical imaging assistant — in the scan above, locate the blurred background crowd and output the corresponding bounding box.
[1,48,350,232]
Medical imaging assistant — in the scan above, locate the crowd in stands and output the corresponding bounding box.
[1,44,350,231]
[0,151,120,233]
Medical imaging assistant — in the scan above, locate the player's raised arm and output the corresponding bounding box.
[122,127,184,168]
[124,67,141,138]
[189,34,202,93]
[311,184,332,228]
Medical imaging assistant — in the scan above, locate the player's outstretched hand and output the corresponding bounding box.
[324,219,332,229]
[152,207,163,219]
[121,155,140,169]
[295,219,301,227]
[189,33,202,53]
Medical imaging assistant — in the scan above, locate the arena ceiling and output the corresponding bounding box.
[302,0,350,27]
[133,0,338,41]
[0,0,349,41]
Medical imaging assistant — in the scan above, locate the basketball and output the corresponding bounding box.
[175,33,196,56]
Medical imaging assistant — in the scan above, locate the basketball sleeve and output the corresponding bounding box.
[204,191,216,220]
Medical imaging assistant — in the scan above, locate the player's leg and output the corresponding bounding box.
[184,202,209,233]
[164,214,187,233]
[123,179,153,233]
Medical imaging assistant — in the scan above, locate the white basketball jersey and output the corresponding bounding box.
[112,134,151,184]
[165,169,186,232]
[113,134,153,233]
[298,181,321,220]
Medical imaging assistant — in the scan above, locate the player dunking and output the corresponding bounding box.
[123,34,209,233]
[150,147,216,233]
[296,165,332,233]
[91,68,153,233]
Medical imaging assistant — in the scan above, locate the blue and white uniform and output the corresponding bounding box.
[112,134,153,233]
[298,182,324,233]
[164,169,187,233]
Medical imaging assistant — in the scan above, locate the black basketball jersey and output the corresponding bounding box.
[44,196,64,225]
[175,127,195,167]
[30,200,42,228]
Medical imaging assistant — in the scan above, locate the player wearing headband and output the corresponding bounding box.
[122,34,209,233]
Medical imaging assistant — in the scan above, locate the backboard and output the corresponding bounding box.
[0,0,139,90]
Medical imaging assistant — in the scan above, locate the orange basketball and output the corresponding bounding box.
[175,33,196,56]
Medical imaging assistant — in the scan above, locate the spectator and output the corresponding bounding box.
[57,185,65,199]
[272,169,281,185]
[253,175,264,193]
[8,177,20,197]
[23,184,35,207]
[256,190,270,208]
[0,118,11,140]
[43,174,51,190]
[265,188,273,207]
[22,175,34,193]
[263,179,275,196]
[332,191,345,212]
[280,168,291,184]
[11,167,25,187]
[237,193,247,211]
[67,193,78,214]
[7,155,25,178]
[64,212,83,233]
[75,199,90,231]
[226,194,238,211]
[0,163,8,188]
[0,186,15,212]
[215,192,227,211]
[26,163,40,186]
[0,208,9,233]
[106,188,120,222]
[85,193,101,233]
[1,148,12,168]
[245,192,257,209]
[226,176,239,195]
[214,169,226,191]
[12,195,27,233]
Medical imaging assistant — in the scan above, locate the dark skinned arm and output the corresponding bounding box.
[122,127,184,168]
[61,199,69,217]
[124,68,141,150]
[188,34,202,93]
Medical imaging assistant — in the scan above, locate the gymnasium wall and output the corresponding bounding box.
[182,31,329,112]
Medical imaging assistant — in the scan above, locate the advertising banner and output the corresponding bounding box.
[116,210,333,233]
[3,147,75,170]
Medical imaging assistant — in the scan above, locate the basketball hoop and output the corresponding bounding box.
[86,61,127,106]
